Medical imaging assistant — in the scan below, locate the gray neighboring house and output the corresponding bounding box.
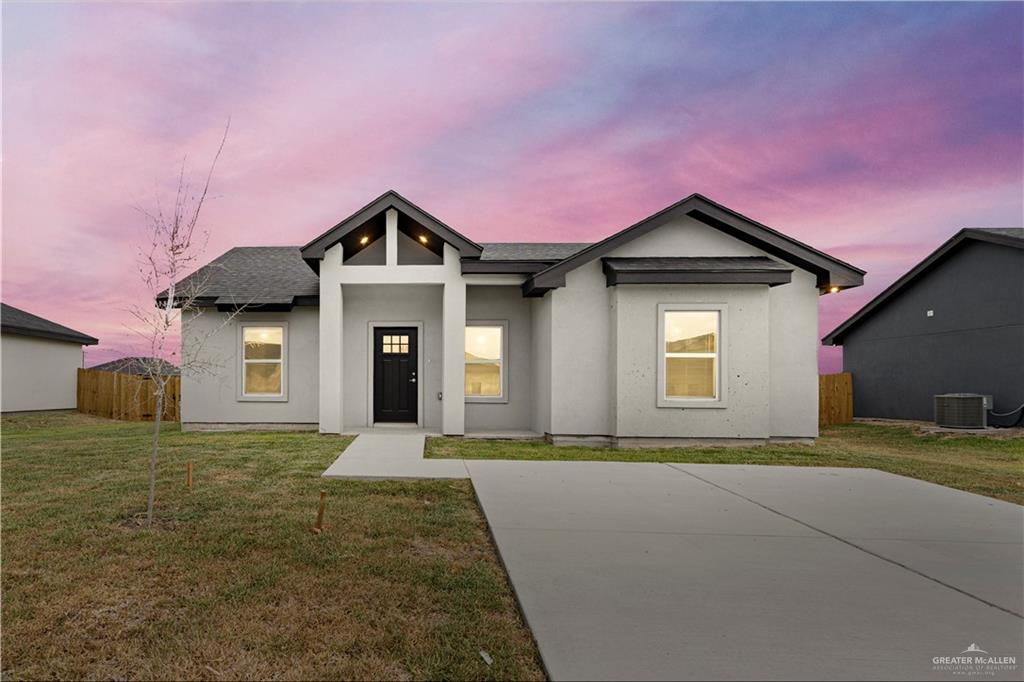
[90,357,180,376]
[1,303,99,412]
[824,228,1024,422]
[166,190,864,443]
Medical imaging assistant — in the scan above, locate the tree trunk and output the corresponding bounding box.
[147,392,164,527]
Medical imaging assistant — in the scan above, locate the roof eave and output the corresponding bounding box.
[524,194,865,295]
[300,190,483,262]
[2,324,98,346]
[462,259,559,275]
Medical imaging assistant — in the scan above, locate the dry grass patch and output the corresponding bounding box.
[1,412,543,681]
[427,423,1024,505]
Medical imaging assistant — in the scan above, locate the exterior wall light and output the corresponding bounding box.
[419,235,428,244]
[828,286,840,294]
[359,236,369,246]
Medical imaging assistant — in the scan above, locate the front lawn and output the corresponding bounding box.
[427,423,1024,505]
[1,412,543,681]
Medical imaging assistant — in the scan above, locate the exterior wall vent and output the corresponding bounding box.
[934,393,992,429]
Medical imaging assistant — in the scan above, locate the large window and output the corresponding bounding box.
[465,322,506,402]
[658,306,724,407]
[240,324,286,399]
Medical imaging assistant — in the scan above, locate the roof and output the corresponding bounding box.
[462,242,594,274]
[479,243,591,261]
[601,256,794,287]
[973,227,1024,241]
[0,303,98,345]
[823,227,1024,346]
[90,357,180,376]
[162,190,866,306]
[522,193,865,296]
[301,190,483,264]
[156,247,319,310]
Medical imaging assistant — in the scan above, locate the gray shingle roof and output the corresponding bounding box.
[479,243,591,261]
[165,243,598,306]
[159,247,320,308]
[90,357,180,376]
[972,227,1024,241]
[1,303,99,345]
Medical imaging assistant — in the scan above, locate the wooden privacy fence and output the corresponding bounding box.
[819,372,853,427]
[77,369,180,422]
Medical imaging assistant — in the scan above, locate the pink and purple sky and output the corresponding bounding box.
[3,2,1022,372]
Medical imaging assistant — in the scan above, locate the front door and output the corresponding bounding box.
[373,327,418,423]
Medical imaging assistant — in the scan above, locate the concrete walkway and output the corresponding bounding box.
[321,433,468,479]
[322,439,1024,680]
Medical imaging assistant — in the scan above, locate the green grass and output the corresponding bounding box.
[1,411,544,681]
[427,423,1024,505]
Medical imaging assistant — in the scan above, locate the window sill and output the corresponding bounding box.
[466,397,508,405]
[657,398,728,409]
[238,395,289,403]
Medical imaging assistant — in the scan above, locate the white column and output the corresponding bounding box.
[318,243,344,433]
[385,208,398,266]
[442,277,466,435]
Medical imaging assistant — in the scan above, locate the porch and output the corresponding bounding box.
[316,206,537,436]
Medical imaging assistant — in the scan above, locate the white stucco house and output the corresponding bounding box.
[1,303,99,412]
[166,191,864,444]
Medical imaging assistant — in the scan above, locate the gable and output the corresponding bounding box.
[607,214,782,260]
[300,190,482,268]
[824,228,1024,345]
[522,193,864,296]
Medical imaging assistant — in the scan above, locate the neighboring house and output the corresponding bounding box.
[823,228,1024,421]
[165,190,863,444]
[90,357,180,376]
[1,303,99,412]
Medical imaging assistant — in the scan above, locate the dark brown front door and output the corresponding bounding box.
[373,327,418,423]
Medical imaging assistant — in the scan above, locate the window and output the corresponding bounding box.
[657,305,725,407]
[465,322,506,402]
[240,324,286,399]
[382,334,409,354]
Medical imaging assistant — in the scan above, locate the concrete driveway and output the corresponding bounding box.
[325,436,1023,680]
[467,461,1023,681]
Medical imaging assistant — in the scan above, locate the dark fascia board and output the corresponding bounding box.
[522,193,865,296]
[159,295,321,311]
[461,259,558,275]
[2,324,98,346]
[215,301,294,313]
[300,190,483,263]
[601,259,793,287]
[154,295,217,309]
[823,228,1024,346]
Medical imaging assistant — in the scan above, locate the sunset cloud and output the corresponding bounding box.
[3,2,1021,371]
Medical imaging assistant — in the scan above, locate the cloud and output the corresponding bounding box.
[2,2,1020,369]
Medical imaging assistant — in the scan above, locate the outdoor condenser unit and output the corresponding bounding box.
[934,393,992,429]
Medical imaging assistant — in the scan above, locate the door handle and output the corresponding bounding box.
[410,371,417,384]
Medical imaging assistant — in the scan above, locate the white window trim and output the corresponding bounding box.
[237,322,289,402]
[465,319,508,404]
[656,303,728,409]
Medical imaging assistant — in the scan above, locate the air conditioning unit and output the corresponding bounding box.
[934,393,992,429]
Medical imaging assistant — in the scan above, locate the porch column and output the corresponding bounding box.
[318,243,344,433]
[442,279,466,435]
[385,208,398,266]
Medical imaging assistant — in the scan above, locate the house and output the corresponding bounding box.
[90,357,180,376]
[823,228,1024,422]
[166,190,864,444]
[1,303,99,412]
